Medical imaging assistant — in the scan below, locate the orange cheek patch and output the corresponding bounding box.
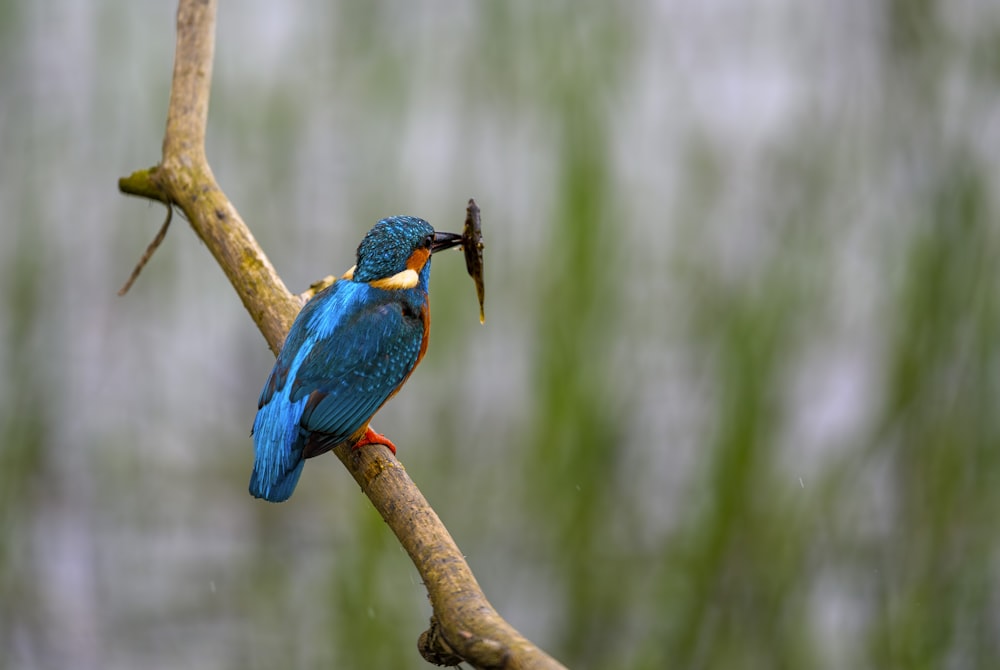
[406,248,431,272]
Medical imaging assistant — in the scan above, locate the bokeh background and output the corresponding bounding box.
[3,1,1000,668]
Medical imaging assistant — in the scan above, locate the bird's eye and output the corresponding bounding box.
[423,234,434,249]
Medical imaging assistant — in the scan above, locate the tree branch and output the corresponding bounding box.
[118,2,567,668]
[120,0,297,355]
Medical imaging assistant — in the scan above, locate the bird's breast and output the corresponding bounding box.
[416,298,431,367]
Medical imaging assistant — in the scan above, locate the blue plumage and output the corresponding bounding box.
[250,216,463,502]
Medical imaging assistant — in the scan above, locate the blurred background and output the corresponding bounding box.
[2,1,999,668]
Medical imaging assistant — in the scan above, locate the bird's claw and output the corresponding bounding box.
[354,426,398,455]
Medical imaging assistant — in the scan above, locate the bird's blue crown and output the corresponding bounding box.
[352,216,435,283]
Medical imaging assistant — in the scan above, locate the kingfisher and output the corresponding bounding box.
[249,216,464,502]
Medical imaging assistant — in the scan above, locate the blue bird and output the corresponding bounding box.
[250,216,463,502]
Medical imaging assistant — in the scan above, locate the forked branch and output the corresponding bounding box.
[118,2,566,668]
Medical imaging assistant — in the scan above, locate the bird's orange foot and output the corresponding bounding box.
[353,426,398,455]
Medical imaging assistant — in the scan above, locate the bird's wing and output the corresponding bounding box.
[256,283,336,411]
[289,292,425,454]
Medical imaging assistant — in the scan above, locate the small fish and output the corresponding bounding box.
[462,199,485,323]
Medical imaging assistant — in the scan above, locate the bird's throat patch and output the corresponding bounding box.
[369,268,419,290]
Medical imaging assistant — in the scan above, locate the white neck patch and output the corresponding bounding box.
[369,268,419,291]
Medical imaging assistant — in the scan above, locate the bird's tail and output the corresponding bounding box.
[249,458,304,502]
[250,401,307,502]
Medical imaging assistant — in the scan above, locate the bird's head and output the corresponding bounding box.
[349,216,463,290]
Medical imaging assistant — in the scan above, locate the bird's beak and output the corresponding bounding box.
[431,231,464,254]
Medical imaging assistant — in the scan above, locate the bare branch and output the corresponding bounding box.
[117,1,567,668]
[121,0,298,354]
[117,203,172,296]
